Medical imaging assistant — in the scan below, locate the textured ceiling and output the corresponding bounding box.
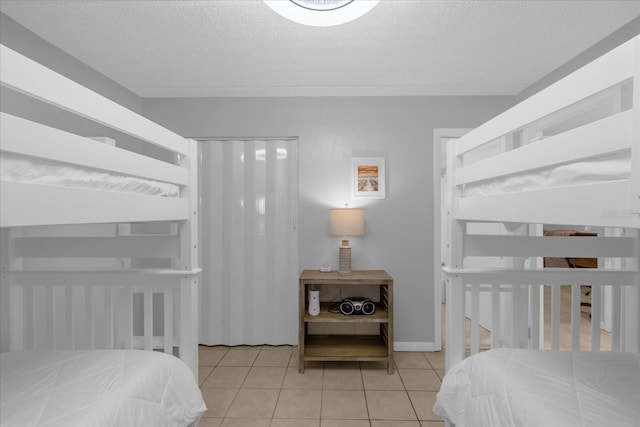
[1,0,639,98]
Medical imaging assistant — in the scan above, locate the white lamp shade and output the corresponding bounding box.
[330,208,365,236]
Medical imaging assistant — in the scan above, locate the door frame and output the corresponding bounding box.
[433,128,470,351]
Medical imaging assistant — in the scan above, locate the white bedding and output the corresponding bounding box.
[463,150,630,198]
[1,152,180,197]
[0,350,206,427]
[433,348,640,427]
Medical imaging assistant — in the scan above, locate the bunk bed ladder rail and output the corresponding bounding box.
[0,227,200,361]
[443,227,639,371]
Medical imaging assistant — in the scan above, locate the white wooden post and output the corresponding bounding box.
[445,138,466,371]
[178,139,200,379]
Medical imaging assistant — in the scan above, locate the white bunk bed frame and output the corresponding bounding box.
[0,44,201,378]
[443,35,640,371]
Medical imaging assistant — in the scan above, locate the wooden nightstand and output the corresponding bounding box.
[298,269,394,373]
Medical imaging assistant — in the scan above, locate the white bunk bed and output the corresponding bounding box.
[434,36,640,426]
[0,45,205,426]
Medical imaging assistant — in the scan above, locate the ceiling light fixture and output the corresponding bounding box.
[264,0,379,27]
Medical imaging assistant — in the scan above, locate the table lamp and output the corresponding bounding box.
[330,206,365,275]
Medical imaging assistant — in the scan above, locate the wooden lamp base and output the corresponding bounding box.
[338,245,352,275]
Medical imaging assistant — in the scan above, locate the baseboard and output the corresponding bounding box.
[393,341,442,352]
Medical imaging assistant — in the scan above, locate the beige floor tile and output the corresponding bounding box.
[361,368,405,390]
[220,418,270,427]
[324,361,360,369]
[323,368,363,389]
[199,366,214,386]
[273,389,322,419]
[200,388,238,418]
[407,391,440,421]
[422,352,445,370]
[289,348,299,367]
[420,422,445,427]
[398,369,441,391]
[359,361,390,370]
[371,421,421,427]
[282,366,324,389]
[242,366,286,388]
[393,352,431,369]
[202,366,250,389]
[226,388,279,418]
[218,347,261,366]
[321,420,371,427]
[197,418,223,427]
[199,346,230,366]
[365,390,417,421]
[321,389,368,420]
[300,361,325,371]
[271,419,320,427]
[254,348,293,367]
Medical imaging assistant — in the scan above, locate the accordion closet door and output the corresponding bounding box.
[199,139,299,345]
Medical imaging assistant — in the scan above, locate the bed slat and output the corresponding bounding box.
[104,286,114,349]
[591,284,602,351]
[64,285,73,349]
[464,234,635,258]
[1,112,188,186]
[0,44,189,155]
[164,289,174,355]
[443,267,636,286]
[44,285,54,350]
[456,110,632,186]
[456,181,639,228]
[454,36,637,157]
[491,285,500,349]
[13,236,179,259]
[612,285,622,351]
[144,288,153,351]
[570,285,581,350]
[1,182,189,227]
[470,283,480,355]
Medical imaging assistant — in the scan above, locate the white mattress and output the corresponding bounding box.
[433,348,640,427]
[463,150,631,198]
[0,350,206,427]
[1,152,180,197]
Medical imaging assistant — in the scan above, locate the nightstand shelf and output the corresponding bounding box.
[299,269,394,373]
[303,302,389,323]
[304,335,389,359]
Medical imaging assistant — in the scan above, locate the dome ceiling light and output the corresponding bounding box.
[263,0,380,27]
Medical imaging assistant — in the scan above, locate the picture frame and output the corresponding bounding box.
[352,157,386,199]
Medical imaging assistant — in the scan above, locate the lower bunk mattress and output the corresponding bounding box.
[433,348,640,427]
[0,349,206,427]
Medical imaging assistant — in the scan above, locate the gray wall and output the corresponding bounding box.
[0,13,151,156]
[141,96,514,348]
[0,13,142,113]
[517,16,640,102]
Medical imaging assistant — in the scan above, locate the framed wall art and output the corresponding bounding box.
[352,157,386,199]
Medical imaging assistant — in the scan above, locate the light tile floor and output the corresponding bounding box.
[197,291,608,426]
[197,345,445,427]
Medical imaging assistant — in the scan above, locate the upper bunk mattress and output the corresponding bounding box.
[433,348,640,427]
[1,152,180,197]
[463,150,631,198]
[0,349,206,427]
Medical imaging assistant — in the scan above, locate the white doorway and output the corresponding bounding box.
[198,138,299,345]
[433,129,470,350]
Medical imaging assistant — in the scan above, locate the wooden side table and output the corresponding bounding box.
[298,269,394,373]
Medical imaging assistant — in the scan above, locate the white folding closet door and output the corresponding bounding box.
[199,139,298,346]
